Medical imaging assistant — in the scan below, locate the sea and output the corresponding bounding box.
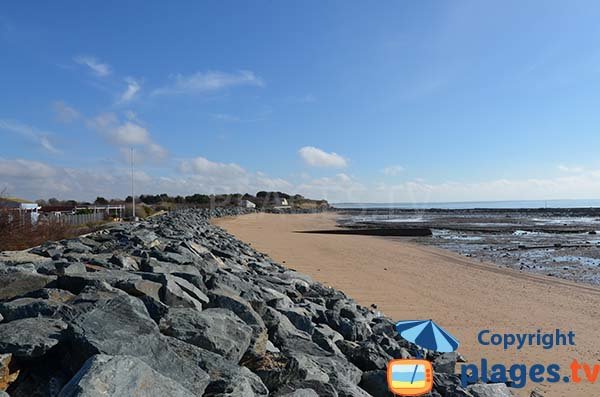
[333,199,600,286]
[333,199,600,210]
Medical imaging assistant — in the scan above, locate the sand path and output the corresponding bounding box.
[213,212,600,396]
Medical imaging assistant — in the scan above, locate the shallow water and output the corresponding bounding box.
[343,209,600,286]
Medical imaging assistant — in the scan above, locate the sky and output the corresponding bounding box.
[2,1,600,203]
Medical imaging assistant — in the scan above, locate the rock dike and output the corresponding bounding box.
[0,209,512,396]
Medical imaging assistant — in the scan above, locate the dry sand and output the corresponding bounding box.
[214,212,600,397]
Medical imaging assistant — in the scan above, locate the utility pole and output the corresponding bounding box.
[131,147,136,220]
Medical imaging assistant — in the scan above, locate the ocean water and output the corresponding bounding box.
[333,199,600,210]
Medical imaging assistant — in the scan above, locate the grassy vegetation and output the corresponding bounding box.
[0,210,106,251]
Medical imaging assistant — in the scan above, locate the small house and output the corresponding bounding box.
[240,199,256,209]
[0,197,41,224]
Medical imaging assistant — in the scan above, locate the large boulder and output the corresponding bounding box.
[0,297,69,322]
[0,270,54,301]
[336,340,392,372]
[140,273,208,310]
[57,271,142,294]
[66,293,210,395]
[207,290,268,358]
[160,308,253,362]
[0,317,67,358]
[359,370,393,396]
[166,337,269,396]
[58,354,194,397]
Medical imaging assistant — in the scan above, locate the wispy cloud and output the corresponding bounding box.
[557,164,584,173]
[52,101,80,123]
[118,77,141,103]
[153,70,263,96]
[87,113,167,163]
[73,55,111,77]
[298,146,347,168]
[179,156,246,178]
[0,119,60,154]
[381,165,404,176]
[0,158,57,178]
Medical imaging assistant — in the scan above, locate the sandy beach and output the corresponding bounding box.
[214,212,600,397]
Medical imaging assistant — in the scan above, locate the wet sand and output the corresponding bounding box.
[214,212,600,396]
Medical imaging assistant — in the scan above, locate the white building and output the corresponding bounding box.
[240,199,256,208]
[0,197,41,224]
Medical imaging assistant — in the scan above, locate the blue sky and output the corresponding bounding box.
[2,1,600,202]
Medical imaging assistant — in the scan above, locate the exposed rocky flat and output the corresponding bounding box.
[0,209,511,396]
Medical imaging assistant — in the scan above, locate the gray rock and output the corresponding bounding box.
[467,383,512,397]
[25,288,76,302]
[0,317,67,358]
[139,295,169,324]
[66,293,210,395]
[57,271,142,294]
[63,240,92,254]
[277,390,319,397]
[160,308,253,362]
[330,379,372,396]
[109,254,139,270]
[359,370,393,396]
[58,354,194,397]
[140,258,200,276]
[322,302,372,342]
[0,297,69,322]
[54,261,87,276]
[433,352,458,374]
[337,340,392,371]
[274,380,338,396]
[433,373,472,396]
[312,324,344,355]
[114,279,162,301]
[141,273,208,310]
[207,290,268,358]
[279,306,315,334]
[0,270,54,301]
[131,231,161,248]
[166,337,269,396]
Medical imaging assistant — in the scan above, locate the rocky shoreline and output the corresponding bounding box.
[0,209,512,396]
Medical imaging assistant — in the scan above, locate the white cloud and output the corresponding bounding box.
[0,158,57,178]
[177,156,292,195]
[52,101,80,123]
[557,164,584,173]
[8,154,600,204]
[119,77,141,103]
[297,173,366,202]
[0,119,60,154]
[73,55,111,77]
[153,70,263,96]
[298,146,347,168]
[110,121,151,146]
[88,113,167,163]
[179,156,246,177]
[381,165,405,176]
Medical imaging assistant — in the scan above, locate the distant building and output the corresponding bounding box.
[272,197,289,207]
[240,199,256,209]
[0,197,41,224]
